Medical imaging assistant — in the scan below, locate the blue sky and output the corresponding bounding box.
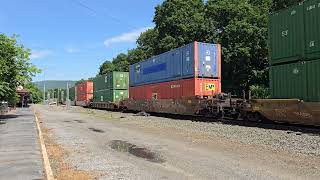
[0,0,163,81]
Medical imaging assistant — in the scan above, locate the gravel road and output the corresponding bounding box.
[34,105,320,180]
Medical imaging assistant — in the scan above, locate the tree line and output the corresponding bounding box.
[0,34,42,104]
[99,0,301,96]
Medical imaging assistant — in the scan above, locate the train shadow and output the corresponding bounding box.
[130,111,320,137]
[0,114,19,126]
[0,114,19,119]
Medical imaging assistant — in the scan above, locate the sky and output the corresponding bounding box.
[0,0,163,82]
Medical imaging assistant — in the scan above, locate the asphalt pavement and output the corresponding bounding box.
[0,107,44,180]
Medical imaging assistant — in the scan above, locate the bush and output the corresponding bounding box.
[249,85,270,99]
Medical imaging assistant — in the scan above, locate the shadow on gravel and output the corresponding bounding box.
[74,120,85,123]
[0,120,6,125]
[130,112,320,137]
[110,140,164,163]
[88,128,105,133]
[64,120,71,123]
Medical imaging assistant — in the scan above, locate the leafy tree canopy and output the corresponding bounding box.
[25,83,43,103]
[0,34,41,104]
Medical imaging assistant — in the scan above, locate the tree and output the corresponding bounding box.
[153,0,206,53]
[270,0,302,11]
[127,48,148,65]
[137,29,158,54]
[99,61,115,75]
[205,0,270,94]
[75,79,86,85]
[99,53,129,74]
[25,83,43,103]
[112,53,130,72]
[0,34,41,104]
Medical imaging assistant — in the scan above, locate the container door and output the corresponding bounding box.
[304,0,320,60]
[306,59,320,102]
[197,43,218,78]
[182,43,194,77]
[129,65,136,86]
[270,62,306,99]
[269,3,305,65]
[113,72,128,90]
[171,48,182,79]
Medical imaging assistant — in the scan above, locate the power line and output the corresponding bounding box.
[71,0,97,15]
[70,0,139,30]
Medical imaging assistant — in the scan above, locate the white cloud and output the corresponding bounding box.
[65,47,80,53]
[30,50,52,59]
[104,27,152,47]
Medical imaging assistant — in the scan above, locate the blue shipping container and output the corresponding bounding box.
[129,42,221,87]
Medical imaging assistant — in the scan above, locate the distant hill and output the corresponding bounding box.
[33,80,76,91]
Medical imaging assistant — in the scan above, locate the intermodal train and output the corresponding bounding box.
[63,1,320,126]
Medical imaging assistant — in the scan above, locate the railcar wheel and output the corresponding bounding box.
[243,112,262,122]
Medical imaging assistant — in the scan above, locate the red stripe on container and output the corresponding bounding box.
[129,78,221,100]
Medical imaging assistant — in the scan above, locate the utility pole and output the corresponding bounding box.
[57,88,59,106]
[66,82,70,109]
[43,70,46,105]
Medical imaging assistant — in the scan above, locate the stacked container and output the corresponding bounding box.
[92,72,129,103]
[76,81,93,106]
[69,86,77,105]
[269,0,320,101]
[129,41,222,100]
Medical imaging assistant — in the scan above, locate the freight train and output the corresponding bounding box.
[62,1,320,126]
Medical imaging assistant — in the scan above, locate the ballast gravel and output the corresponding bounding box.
[72,106,320,156]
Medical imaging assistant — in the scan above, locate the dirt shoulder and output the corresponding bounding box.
[36,111,96,180]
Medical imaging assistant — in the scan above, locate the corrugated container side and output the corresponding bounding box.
[94,72,129,91]
[270,62,306,99]
[197,42,220,78]
[111,72,129,90]
[304,0,320,60]
[306,59,320,101]
[129,42,221,87]
[94,89,128,103]
[129,78,221,100]
[76,81,93,101]
[269,3,305,65]
[69,87,75,101]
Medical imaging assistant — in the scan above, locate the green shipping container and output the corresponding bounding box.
[269,1,320,64]
[93,89,128,103]
[93,72,129,91]
[270,62,306,99]
[270,59,320,102]
[304,0,320,60]
[269,3,305,65]
[69,86,75,101]
[305,59,320,101]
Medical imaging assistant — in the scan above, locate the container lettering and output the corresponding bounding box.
[205,83,215,91]
[282,30,288,37]
[170,84,181,89]
[309,41,315,47]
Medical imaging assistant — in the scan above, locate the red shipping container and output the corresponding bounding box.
[76,81,93,106]
[130,78,221,100]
